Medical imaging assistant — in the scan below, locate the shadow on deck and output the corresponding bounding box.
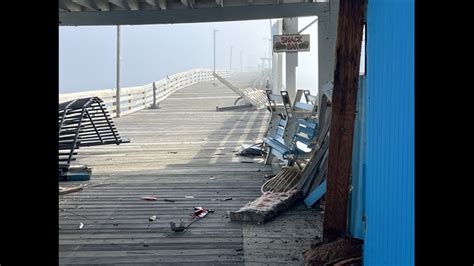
[59,73,323,265]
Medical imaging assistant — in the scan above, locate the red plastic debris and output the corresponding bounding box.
[141,196,158,201]
[192,207,209,218]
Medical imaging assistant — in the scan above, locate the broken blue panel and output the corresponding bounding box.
[304,179,326,207]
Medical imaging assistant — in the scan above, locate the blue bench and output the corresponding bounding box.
[292,90,318,114]
[291,119,319,155]
[264,118,319,165]
[263,117,290,162]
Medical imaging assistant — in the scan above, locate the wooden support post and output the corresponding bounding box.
[323,0,366,240]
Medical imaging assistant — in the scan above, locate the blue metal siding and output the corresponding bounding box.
[349,76,366,240]
[364,0,414,265]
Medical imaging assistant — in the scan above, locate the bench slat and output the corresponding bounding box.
[294,102,314,111]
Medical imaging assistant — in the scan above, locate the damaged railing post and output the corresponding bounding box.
[115,25,121,118]
[151,82,158,109]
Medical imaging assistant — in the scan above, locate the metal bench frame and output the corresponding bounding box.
[59,97,129,178]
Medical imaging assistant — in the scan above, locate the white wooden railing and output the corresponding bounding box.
[59,68,230,117]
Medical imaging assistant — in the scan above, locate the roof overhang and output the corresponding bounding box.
[59,0,329,26]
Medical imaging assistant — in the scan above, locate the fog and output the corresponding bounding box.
[59,17,321,94]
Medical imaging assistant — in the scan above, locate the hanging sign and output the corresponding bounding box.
[273,34,310,53]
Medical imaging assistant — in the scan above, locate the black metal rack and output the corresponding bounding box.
[58,97,129,179]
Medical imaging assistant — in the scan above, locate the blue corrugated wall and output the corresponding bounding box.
[364,0,414,264]
[350,76,366,240]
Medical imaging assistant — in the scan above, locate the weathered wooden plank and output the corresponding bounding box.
[323,0,367,239]
[59,186,84,195]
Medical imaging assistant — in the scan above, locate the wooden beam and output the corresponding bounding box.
[180,0,191,8]
[109,0,128,9]
[61,0,83,11]
[96,0,110,11]
[322,0,366,240]
[59,2,329,25]
[143,0,157,7]
[72,0,98,10]
[127,0,140,10]
[59,1,71,11]
[59,186,83,195]
[157,0,167,9]
[180,0,188,7]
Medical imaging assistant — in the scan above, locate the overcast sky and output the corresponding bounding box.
[59,17,320,94]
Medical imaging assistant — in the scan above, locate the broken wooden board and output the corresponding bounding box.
[59,186,83,195]
[304,180,327,207]
[230,189,302,224]
[298,134,330,195]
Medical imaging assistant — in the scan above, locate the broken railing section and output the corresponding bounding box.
[58,97,129,181]
[59,69,230,117]
[213,72,269,111]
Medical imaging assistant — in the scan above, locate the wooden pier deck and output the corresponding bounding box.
[59,72,323,265]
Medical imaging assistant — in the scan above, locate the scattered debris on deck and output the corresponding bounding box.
[235,142,266,158]
[59,185,84,195]
[169,207,214,232]
[230,189,302,224]
[141,196,158,201]
[303,237,363,265]
[59,74,326,264]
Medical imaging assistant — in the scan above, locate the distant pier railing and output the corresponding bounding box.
[59,69,230,117]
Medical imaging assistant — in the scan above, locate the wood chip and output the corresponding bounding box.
[141,196,158,201]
